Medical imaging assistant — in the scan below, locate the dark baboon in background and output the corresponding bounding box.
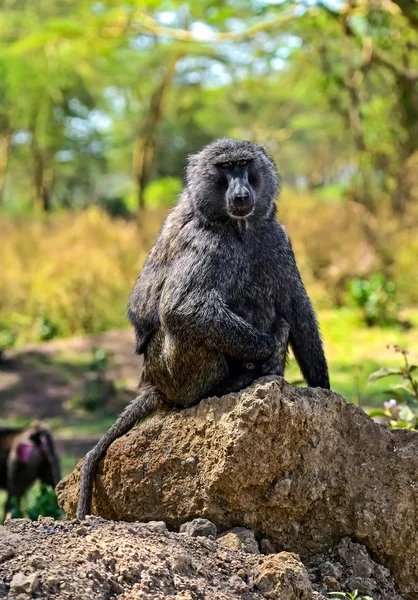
[77,138,329,519]
[0,421,61,517]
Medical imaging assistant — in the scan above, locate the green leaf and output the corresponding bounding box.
[391,384,415,397]
[398,405,416,421]
[368,409,388,418]
[368,368,402,382]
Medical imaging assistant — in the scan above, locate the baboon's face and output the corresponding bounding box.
[15,426,50,463]
[186,138,279,223]
[216,159,254,219]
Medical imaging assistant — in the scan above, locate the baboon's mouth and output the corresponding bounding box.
[229,207,253,219]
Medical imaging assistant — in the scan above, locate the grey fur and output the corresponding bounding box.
[76,138,329,520]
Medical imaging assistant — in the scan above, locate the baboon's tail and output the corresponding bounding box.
[76,384,162,520]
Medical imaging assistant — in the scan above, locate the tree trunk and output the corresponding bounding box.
[0,131,11,204]
[31,137,53,212]
[388,71,418,213]
[132,57,179,214]
[391,0,418,31]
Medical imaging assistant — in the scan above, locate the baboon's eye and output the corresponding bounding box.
[245,362,256,371]
[238,160,248,166]
[218,161,232,169]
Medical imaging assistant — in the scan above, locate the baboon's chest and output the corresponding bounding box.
[223,248,278,329]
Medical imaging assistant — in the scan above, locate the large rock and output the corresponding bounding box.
[57,377,418,598]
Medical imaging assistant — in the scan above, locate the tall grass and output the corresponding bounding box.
[0,207,164,344]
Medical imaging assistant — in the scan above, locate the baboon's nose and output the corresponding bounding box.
[229,194,253,218]
[234,190,250,203]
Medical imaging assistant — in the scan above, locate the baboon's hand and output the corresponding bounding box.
[261,355,284,377]
[259,333,277,359]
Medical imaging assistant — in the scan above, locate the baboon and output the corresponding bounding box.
[0,421,61,517]
[77,138,329,519]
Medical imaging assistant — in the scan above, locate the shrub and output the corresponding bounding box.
[0,207,165,344]
[25,485,64,521]
[144,177,182,208]
[348,274,401,327]
[368,344,418,430]
[67,346,116,414]
[5,485,63,521]
[0,324,17,360]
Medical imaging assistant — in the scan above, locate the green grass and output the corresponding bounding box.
[291,307,418,408]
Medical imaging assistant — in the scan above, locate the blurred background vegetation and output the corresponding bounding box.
[1,0,418,513]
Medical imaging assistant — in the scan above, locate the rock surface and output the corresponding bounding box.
[218,527,260,554]
[0,517,326,600]
[179,518,217,538]
[57,377,418,598]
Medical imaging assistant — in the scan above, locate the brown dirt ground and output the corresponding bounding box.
[0,330,142,458]
[0,329,141,421]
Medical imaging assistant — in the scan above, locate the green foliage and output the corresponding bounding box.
[67,345,116,414]
[0,0,417,217]
[90,345,110,373]
[25,484,63,521]
[0,324,17,358]
[368,344,418,429]
[144,177,182,208]
[5,485,63,521]
[348,275,401,327]
[329,592,373,600]
[35,311,61,341]
[5,496,22,519]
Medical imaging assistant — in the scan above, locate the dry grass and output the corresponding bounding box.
[0,207,164,343]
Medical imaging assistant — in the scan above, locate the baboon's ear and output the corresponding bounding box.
[258,144,277,169]
[185,153,199,183]
[258,145,273,160]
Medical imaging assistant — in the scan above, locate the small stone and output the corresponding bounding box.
[319,560,342,580]
[0,550,15,564]
[0,581,8,596]
[323,575,340,590]
[345,576,376,596]
[260,538,276,555]
[254,552,312,599]
[139,521,167,534]
[198,537,217,553]
[85,515,105,524]
[28,556,47,569]
[10,572,40,594]
[87,549,102,561]
[37,515,55,523]
[75,526,88,536]
[374,563,391,582]
[352,554,373,578]
[228,574,248,592]
[180,519,217,538]
[46,575,60,587]
[217,527,259,554]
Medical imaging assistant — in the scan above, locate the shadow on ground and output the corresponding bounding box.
[0,329,141,420]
